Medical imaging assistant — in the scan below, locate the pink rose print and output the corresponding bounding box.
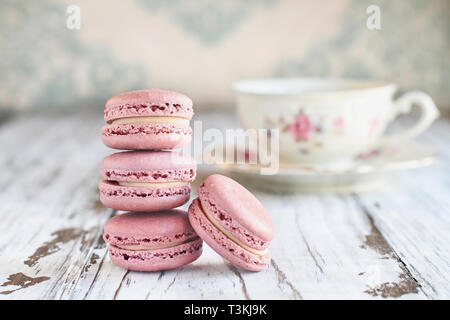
[333,117,344,128]
[356,149,380,160]
[290,113,312,141]
[370,116,380,134]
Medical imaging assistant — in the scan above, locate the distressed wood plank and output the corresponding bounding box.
[0,112,448,299]
[355,117,450,299]
[0,113,112,299]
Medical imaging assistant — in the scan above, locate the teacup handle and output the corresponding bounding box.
[376,91,439,148]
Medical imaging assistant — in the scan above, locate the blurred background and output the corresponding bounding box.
[1,0,449,112]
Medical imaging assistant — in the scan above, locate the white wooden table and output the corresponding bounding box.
[0,111,449,300]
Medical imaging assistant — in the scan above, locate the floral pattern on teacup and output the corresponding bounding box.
[333,117,344,129]
[289,113,312,141]
[265,110,327,141]
[264,109,348,154]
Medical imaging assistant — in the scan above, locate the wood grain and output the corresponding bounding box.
[0,112,448,299]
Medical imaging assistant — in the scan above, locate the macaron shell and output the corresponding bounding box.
[108,239,203,272]
[104,168,195,184]
[102,151,196,183]
[103,210,197,246]
[99,180,190,212]
[198,196,270,251]
[102,150,196,173]
[104,89,193,123]
[198,174,274,248]
[188,198,270,271]
[102,123,192,150]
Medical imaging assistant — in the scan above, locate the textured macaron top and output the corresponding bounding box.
[198,174,274,246]
[102,151,196,183]
[104,89,193,123]
[102,151,196,171]
[103,210,197,247]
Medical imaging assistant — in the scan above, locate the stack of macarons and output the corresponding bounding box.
[99,89,275,273]
[99,89,202,271]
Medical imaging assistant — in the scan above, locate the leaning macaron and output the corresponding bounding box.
[103,210,203,271]
[188,174,274,271]
[102,89,193,150]
[99,151,196,212]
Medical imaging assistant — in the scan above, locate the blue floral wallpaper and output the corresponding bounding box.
[0,0,449,111]
[139,0,277,44]
[277,0,450,103]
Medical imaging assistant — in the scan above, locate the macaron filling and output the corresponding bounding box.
[111,116,190,126]
[198,200,268,256]
[117,181,189,188]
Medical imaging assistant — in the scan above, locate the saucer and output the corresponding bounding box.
[203,140,436,193]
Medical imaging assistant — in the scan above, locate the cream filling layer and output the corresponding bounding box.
[112,116,190,126]
[117,181,189,188]
[116,236,199,251]
[200,201,268,256]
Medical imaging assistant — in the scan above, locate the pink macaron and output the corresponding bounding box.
[102,89,193,150]
[99,151,196,212]
[103,210,203,271]
[188,174,274,271]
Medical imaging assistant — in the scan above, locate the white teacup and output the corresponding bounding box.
[233,78,439,165]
